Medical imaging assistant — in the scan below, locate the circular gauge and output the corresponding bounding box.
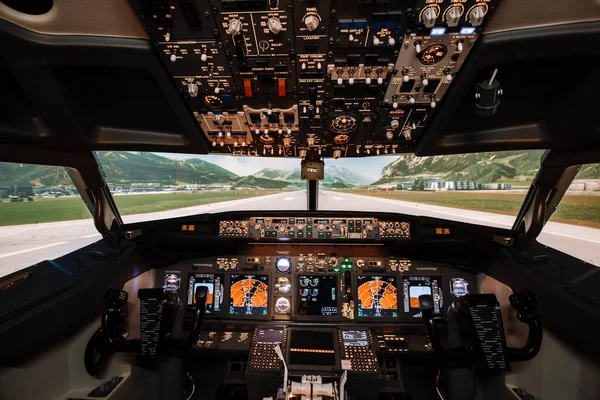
[450,278,469,297]
[330,115,358,134]
[328,257,339,268]
[333,134,350,144]
[275,277,292,294]
[203,95,223,108]
[259,135,275,144]
[276,257,291,273]
[163,274,181,292]
[417,44,448,66]
[275,297,291,314]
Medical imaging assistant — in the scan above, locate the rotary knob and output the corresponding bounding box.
[445,5,462,27]
[227,19,243,35]
[468,5,486,26]
[304,15,320,32]
[187,83,198,97]
[268,17,283,35]
[421,6,439,28]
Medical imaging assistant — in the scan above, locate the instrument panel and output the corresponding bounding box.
[157,244,475,322]
[128,0,502,158]
[218,216,411,239]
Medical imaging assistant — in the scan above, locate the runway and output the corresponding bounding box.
[1,190,598,277]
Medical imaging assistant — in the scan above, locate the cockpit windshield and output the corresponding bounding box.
[89,151,600,232]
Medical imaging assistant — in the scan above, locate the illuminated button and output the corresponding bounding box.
[289,218,295,224]
[318,232,325,238]
[306,231,312,238]
[325,232,332,238]
[288,231,295,237]
[297,232,304,238]
[278,78,286,96]
[244,78,253,97]
[349,227,354,233]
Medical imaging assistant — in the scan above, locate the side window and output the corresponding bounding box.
[0,162,99,278]
[537,164,600,266]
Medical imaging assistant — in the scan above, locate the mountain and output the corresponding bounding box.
[233,175,290,189]
[373,151,546,185]
[253,168,302,182]
[0,163,71,186]
[251,165,370,187]
[325,165,370,186]
[96,151,238,185]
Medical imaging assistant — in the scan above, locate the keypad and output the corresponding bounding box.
[343,346,379,373]
[249,343,282,371]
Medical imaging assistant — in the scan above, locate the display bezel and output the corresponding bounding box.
[186,272,226,315]
[401,275,444,317]
[285,328,340,372]
[354,274,400,321]
[227,273,271,320]
[293,274,341,322]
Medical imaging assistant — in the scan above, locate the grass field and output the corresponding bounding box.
[1,189,598,228]
[335,190,600,229]
[0,190,286,226]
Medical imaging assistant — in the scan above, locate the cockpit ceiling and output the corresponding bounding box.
[0,0,599,162]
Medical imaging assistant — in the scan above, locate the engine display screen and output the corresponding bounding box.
[257,328,283,345]
[342,330,369,347]
[356,275,398,317]
[187,273,224,313]
[229,274,269,316]
[288,330,336,367]
[297,275,338,316]
[402,276,443,317]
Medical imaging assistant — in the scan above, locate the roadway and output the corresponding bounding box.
[1,190,598,277]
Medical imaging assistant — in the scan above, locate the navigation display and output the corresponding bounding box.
[297,275,338,316]
[342,330,369,346]
[357,275,398,318]
[187,273,224,313]
[229,274,269,316]
[402,276,443,317]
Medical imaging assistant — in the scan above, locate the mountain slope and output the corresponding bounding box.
[251,165,370,186]
[374,151,546,184]
[96,152,238,184]
[0,163,71,186]
[233,175,290,189]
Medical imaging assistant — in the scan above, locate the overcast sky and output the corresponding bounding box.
[155,153,398,181]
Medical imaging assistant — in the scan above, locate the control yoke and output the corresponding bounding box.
[85,285,208,376]
[419,290,543,365]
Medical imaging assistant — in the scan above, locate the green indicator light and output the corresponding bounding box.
[333,268,340,272]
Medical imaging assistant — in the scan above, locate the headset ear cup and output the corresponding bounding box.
[84,327,113,376]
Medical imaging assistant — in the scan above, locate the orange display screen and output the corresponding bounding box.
[229,274,269,316]
[356,276,398,317]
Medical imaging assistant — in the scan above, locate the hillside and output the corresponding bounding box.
[0,163,71,186]
[96,152,238,185]
[233,175,290,189]
[373,151,546,185]
[252,165,369,187]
